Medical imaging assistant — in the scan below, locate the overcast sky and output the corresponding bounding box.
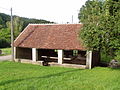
[0,0,87,23]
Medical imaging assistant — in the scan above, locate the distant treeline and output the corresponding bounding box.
[0,13,54,48]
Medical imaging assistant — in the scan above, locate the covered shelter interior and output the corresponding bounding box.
[15,47,87,65]
[39,49,86,65]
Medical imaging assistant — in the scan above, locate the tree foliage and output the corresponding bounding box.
[0,13,53,48]
[78,0,120,59]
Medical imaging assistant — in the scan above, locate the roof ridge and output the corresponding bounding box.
[29,23,82,26]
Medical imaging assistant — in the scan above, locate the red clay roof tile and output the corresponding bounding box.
[14,24,86,50]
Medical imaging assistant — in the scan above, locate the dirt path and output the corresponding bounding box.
[0,55,11,61]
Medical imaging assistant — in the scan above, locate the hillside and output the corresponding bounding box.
[0,13,54,48]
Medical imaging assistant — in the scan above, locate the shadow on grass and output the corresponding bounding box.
[0,69,82,86]
[109,67,120,71]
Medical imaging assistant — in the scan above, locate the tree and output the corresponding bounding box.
[78,0,103,50]
[78,0,120,59]
[0,28,11,48]
[6,16,24,39]
[0,13,54,48]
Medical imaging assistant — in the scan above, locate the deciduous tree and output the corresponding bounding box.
[78,0,120,59]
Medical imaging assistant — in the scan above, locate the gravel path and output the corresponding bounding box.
[0,55,11,61]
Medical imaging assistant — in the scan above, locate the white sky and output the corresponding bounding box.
[0,0,87,23]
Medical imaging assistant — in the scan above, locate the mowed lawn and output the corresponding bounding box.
[0,61,120,90]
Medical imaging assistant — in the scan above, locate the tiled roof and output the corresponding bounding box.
[14,24,86,50]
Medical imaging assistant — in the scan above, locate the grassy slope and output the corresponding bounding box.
[0,48,11,56]
[0,61,120,90]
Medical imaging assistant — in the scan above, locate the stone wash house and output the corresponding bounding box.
[14,24,100,69]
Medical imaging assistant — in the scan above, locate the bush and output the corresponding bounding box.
[0,39,10,48]
[101,52,113,62]
[115,50,120,61]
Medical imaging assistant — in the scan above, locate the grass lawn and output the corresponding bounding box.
[0,48,11,56]
[0,61,120,90]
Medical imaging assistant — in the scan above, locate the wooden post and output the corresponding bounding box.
[11,8,14,61]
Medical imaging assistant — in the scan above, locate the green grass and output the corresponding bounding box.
[0,61,120,90]
[0,48,11,56]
